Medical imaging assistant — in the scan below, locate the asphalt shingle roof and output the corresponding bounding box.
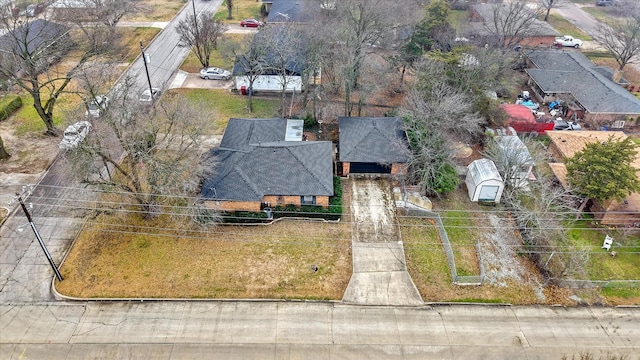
[0,19,69,54]
[338,117,409,163]
[201,119,334,201]
[525,50,640,115]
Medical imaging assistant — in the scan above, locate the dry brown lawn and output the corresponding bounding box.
[56,184,353,299]
[124,0,187,22]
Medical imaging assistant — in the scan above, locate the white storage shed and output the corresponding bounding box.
[465,158,504,204]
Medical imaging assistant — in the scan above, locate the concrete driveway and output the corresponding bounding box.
[342,178,423,306]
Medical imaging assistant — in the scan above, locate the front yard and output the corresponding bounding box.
[55,189,353,299]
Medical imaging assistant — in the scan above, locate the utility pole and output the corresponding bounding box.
[14,193,64,282]
[140,40,154,99]
[192,0,200,40]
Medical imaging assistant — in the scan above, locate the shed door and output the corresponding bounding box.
[478,185,499,201]
[349,162,391,174]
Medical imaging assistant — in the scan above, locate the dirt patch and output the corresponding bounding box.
[0,119,59,174]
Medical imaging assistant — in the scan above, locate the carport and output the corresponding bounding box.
[349,162,391,174]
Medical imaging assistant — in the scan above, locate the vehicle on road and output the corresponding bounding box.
[240,18,263,28]
[553,119,581,130]
[59,121,92,150]
[554,35,583,48]
[596,0,617,6]
[85,95,109,118]
[139,87,161,104]
[199,67,231,80]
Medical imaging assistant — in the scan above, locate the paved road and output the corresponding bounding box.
[1,302,639,359]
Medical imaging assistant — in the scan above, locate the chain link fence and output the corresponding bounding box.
[406,209,485,285]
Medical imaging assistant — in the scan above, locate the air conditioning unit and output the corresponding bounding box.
[612,120,625,129]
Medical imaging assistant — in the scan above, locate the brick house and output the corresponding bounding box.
[338,117,409,176]
[200,118,334,212]
[547,130,640,226]
[524,50,640,128]
[468,3,559,47]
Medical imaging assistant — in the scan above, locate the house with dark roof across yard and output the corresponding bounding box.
[263,0,321,24]
[200,118,334,212]
[524,50,640,128]
[338,117,409,176]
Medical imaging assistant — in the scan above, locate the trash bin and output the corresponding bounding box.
[240,86,247,95]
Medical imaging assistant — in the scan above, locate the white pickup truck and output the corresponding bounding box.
[553,35,583,48]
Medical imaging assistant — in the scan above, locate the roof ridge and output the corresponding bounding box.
[286,144,333,194]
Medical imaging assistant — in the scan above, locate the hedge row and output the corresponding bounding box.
[0,96,22,122]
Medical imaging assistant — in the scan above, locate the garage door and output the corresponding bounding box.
[350,162,391,174]
[478,185,499,202]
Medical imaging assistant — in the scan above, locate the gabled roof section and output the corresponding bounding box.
[338,117,409,163]
[201,118,334,202]
[220,118,291,151]
[524,50,640,115]
[267,0,319,23]
[0,19,70,54]
[468,158,503,184]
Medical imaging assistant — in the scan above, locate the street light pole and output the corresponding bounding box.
[140,40,154,98]
[16,194,64,282]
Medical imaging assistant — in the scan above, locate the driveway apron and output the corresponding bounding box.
[342,178,423,306]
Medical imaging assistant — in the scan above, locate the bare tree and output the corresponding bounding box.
[317,0,421,116]
[482,0,544,49]
[66,78,217,219]
[226,0,234,20]
[176,11,226,68]
[593,16,640,71]
[400,62,485,195]
[231,33,270,113]
[0,14,115,135]
[86,0,145,28]
[540,0,566,22]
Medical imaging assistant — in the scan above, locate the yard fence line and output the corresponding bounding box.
[404,208,485,286]
[556,279,640,289]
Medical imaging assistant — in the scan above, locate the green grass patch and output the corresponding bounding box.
[12,93,78,135]
[170,88,279,129]
[120,27,163,63]
[441,210,480,276]
[566,221,640,280]
[215,0,262,22]
[179,35,245,73]
[582,6,615,24]
[601,287,640,299]
[547,13,592,41]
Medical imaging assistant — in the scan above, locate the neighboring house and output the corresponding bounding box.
[49,0,96,21]
[467,3,559,47]
[465,158,504,204]
[547,130,640,226]
[524,50,640,128]
[263,0,319,24]
[232,26,305,93]
[200,118,334,212]
[0,19,70,74]
[338,117,409,176]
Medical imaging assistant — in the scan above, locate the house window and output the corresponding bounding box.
[277,195,284,204]
[301,195,316,205]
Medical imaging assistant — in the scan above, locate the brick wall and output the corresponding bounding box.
[203,200,261,212]
[342,162,351,176]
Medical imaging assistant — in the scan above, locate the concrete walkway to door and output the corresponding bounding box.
[342,178,423,306]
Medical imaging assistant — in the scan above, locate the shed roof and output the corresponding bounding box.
[338,117,409,163]
[495,136,534,166]
[467,158,503,184]
[525,50,640,115]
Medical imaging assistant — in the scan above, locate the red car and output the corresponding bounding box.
[240,18,263,28]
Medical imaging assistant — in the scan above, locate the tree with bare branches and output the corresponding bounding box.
[481,0,544,49]
[593,15,640,71]
[176,11,227,68]
[0,13,116,135]
[540,0,566,22]
[66,78,217,219]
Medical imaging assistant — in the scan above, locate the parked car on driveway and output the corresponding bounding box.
[553,35,583,48]
[85,95,109,118]
[59,121,91,150]
[199,67,231,80]
[596,0,617,6]
[240,18,263,28]
[139,87,161,104]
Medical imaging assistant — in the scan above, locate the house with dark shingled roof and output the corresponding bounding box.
[338,117,409,176]
[200,118,334,212]
[524,50,640,128]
